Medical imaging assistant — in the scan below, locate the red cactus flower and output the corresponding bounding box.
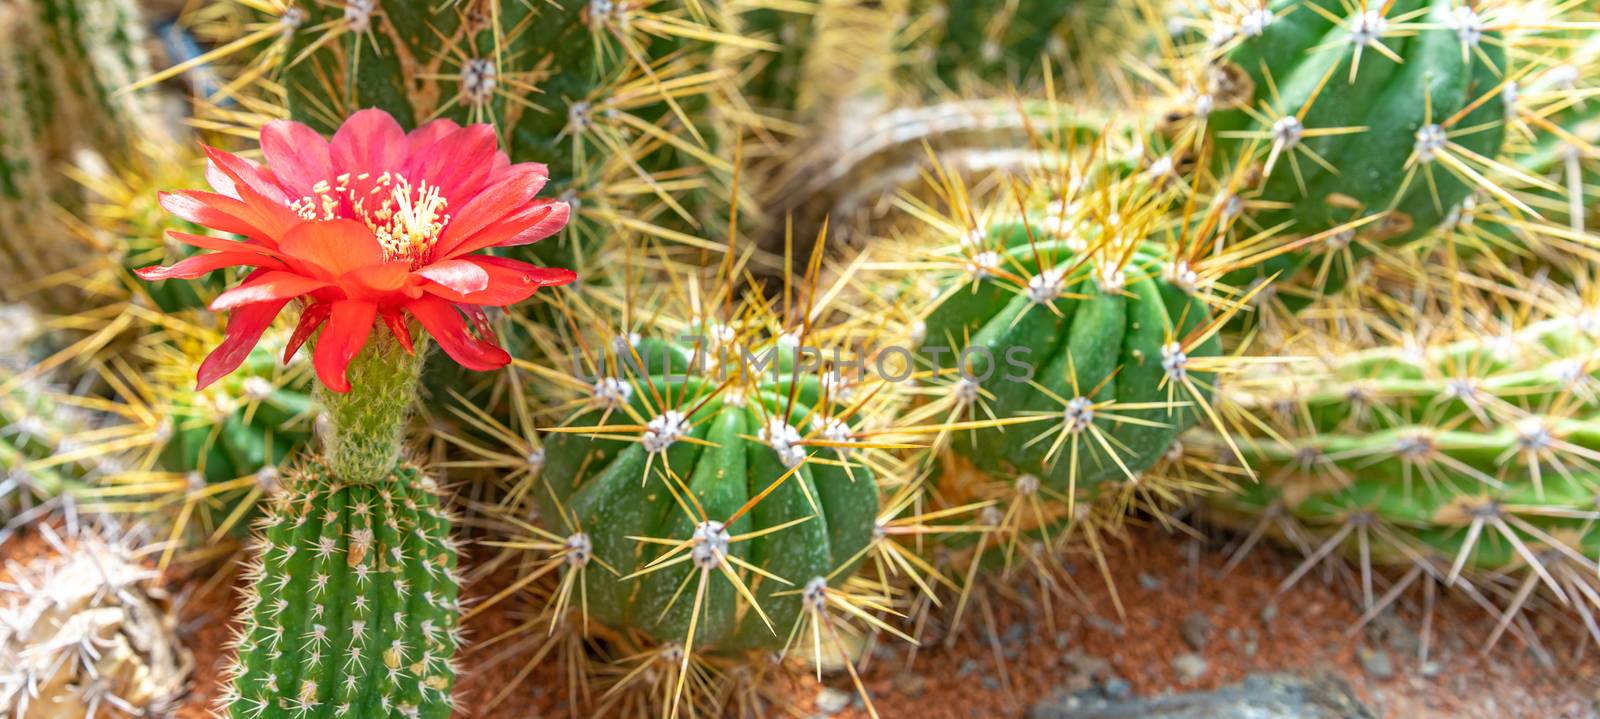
[138,109,574,392]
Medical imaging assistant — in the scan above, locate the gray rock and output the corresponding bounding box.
[1028,674,1378,719]
[1102,677,1132,701]
[1358,647,1394,680]
[1180,612,1212,651]
[1086,614,1126,637]
[1173,653,1208,684]
[1138,572,1164,591]
[815,687,851,715]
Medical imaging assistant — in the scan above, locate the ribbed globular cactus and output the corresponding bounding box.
[0,528,193,718]
[1179,0,1510,285]
[1202,298,1600,643]
[911,190,1222,498]
[221,462,461,719]
[537,329,882,651]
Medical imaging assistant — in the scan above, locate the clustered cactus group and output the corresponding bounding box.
[2,0,1598,717]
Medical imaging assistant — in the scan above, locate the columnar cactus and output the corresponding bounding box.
[1201,300,1600,642]
[0,529,194,717]
[537,329,882,651]
[1179,0,1510,286]
[220,463,461,719]
[31,0,168,160]
[0,2,69,308]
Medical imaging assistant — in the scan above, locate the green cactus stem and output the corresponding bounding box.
[317,332,426,485]
[221,462,460,719]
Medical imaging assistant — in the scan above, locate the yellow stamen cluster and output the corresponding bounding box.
[288,172,453,267]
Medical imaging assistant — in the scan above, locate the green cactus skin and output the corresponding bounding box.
[156,344,313,485]
[1208,314,1600,575]
[222,463,460,719]
[536,336,880,651]
[1200,0,1506,284]
[911,0,1110,90]
[917,221,1219,494]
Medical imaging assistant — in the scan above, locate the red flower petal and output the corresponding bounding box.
[261,120,332,198]
[331,109,405,175]
[204,146,290,206]
[345,263,411,294]
[160,191,269,241]
[277,219,386,278]
[420,256,574,306]
[136,251,281,281]
[441,200,570,260]
[163,230,282,257]
[406,119,459,155]
[414,258,490,295]
[210,270,332,311]
[284,302,333,364]
[433,165,550,256]
[312,300,378,393]
[197,298,290,390]
[380,307,414,354]
[404,123,498,201]
[406,295,510,371]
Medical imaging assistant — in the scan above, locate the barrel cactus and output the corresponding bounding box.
[220,462,461,719]
[1179,0,1513,287]
[536,324,883,652]
[911,186,1223,498]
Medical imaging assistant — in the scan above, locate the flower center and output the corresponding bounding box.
[291,172,452,267]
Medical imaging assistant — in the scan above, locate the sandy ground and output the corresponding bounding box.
[5,521,1597,719]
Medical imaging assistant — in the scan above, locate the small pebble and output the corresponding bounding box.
[1086,614,1126,637]
[1180,612,1212,651]
[1138,572,1163,591]
[957,658,980,676]
[1173,653,1208,684]
[815,687,852,715]
[1101,676,1132,700]
[1259,602,1279,625]
[894,672,927,697]
[981,675,1001,691]
[1419,660,1442,678]
[1359,647,1395,680]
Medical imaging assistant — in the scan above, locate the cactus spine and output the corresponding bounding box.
[222,463,461,719]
